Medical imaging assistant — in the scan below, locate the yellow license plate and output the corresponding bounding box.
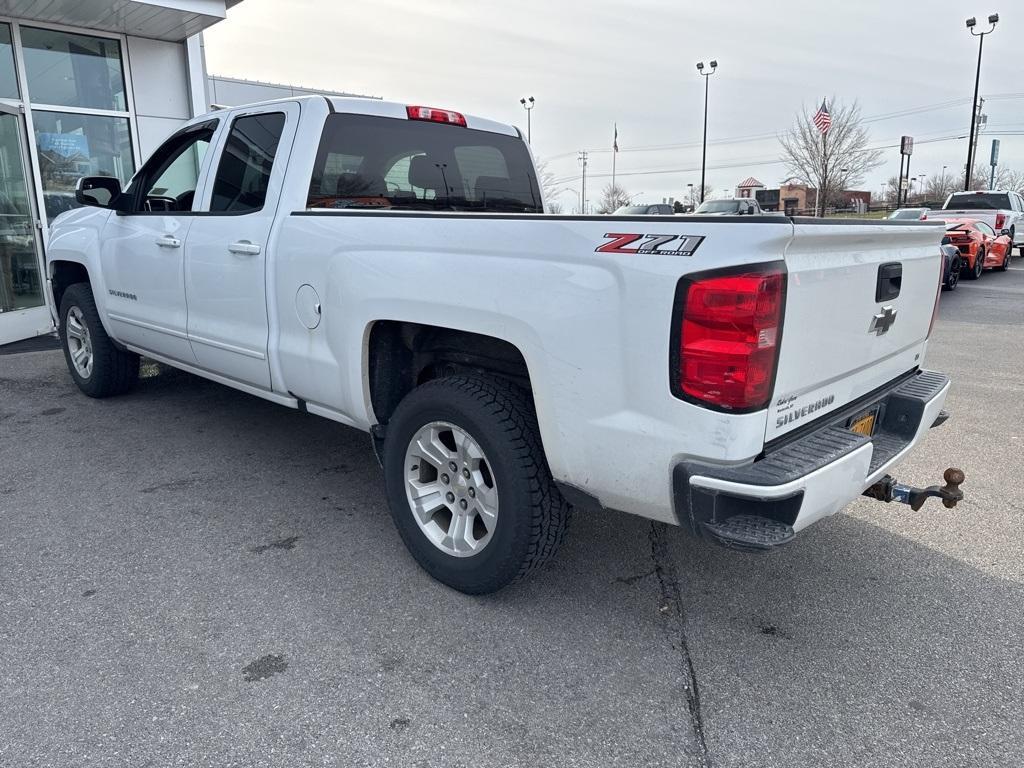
[849,411,877,437]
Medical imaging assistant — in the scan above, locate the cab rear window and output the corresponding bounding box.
[946,193,1010,210]
[307,113,541,213]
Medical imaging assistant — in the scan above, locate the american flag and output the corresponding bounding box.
[813,100,831,134]
[613,123,619,152]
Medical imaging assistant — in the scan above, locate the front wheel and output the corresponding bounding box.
[945,257,961,290]
[58,283,139,397]
[999,249,1010,271]
[382,375,570,594]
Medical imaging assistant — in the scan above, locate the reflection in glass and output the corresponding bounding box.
[20,27,126,111]
[32,111,134,221]
[0,113,43,313]
[0,24,18,99]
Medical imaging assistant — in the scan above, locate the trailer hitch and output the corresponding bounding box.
[863,468,965,511]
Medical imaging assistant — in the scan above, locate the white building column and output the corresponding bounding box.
[186,33,210,117]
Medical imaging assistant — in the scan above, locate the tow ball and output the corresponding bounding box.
[863,468,965,511]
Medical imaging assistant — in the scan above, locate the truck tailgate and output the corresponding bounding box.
[766,221,944,442]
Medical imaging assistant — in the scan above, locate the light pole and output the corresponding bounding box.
[519,96,535,143]
[687,183,695,209]
[696,60,717,204]
[918,173,927,201]
[964,14,998,190]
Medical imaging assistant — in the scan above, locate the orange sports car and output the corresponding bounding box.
[939,218,1013,279]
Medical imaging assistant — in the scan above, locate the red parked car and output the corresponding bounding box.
[934,217,1013,279]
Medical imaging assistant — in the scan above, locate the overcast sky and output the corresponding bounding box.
[204,0,1022,210]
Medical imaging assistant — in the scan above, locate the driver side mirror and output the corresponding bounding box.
[1001,228,1012,237]
[75,176,122,209]
[747,205,756,215]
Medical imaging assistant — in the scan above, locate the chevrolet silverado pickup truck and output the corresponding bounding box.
[45,96,962,594]
[929,190,1024,256]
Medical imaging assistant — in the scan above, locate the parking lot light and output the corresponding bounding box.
[696,60,718,204]
[964,13,998,190]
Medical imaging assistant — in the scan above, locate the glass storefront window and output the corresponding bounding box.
[0,24,18,99]
[20,27,126,111]
[0,111,43,313]
[32,111,134,220]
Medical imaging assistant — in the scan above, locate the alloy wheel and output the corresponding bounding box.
[65,306,94,379]
[403,421,499,557]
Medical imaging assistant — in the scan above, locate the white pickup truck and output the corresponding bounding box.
[45,96,962,593]
[933,190,1024,256]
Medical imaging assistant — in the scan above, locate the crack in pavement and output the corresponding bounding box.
[649,521,710,767]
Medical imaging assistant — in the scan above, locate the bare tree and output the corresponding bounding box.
[925,171,959,202]
[533,158,563,212]
[779,99,883,217]
[596,183,632,214]
[1004,169,1024,196]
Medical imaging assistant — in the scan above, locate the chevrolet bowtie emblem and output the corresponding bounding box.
[869,306,898,336]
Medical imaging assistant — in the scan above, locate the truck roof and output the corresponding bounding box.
[196,94,520,138]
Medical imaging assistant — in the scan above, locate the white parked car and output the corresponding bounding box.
[45,96,961,593]
[692,198,763,215]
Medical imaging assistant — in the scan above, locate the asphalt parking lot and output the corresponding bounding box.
[2,266,1023,768]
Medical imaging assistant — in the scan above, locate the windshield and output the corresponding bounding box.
[944,193,1010,210]
[307,114,542,213]
[888,209,926,220]
[695,200,742,213]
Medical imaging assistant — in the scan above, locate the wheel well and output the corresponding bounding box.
[368,321,532,425]
[51,261,90,312]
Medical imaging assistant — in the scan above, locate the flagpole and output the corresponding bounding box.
[612,122,618,190]
[820,100,827,218]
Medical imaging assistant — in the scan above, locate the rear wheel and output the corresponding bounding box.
[965,249,984,280]
[382,374,570,594]
[58,283,139,397]
[999,248,1010,271]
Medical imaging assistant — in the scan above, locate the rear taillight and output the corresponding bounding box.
[995,213,1006,230]
[674,268,785,411]
[406,105,467,127]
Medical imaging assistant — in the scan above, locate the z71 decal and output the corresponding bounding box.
[595,233,705,257]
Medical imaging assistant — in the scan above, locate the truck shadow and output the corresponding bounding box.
[33,360,1023,767]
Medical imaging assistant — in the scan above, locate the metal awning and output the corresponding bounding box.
[0,0,243,42]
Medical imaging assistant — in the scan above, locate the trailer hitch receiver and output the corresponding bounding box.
[863,468,965,511]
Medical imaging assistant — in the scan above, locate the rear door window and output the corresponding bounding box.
[307,113,541,212]
[210,112,286,213]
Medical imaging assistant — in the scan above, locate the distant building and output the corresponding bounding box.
[735,177,765,199]
[755,182,872,214]
[755,182,816,214]
[207,75,380,107]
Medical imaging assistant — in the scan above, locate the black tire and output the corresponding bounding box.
[965,250,984,280]
[1019,245,1024,258]
[58,282,139,398]
[382,374,570,594]
[944,257,961,290]
[999,248,1010,272]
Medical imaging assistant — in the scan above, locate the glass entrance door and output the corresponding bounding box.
[0,103,49,346]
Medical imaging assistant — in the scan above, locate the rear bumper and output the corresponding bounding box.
[673,370,950,543]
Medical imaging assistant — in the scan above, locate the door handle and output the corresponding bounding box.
[228,240,261,256]
[155,235,181,248]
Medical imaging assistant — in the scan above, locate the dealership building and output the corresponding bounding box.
[0,1,373,346]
